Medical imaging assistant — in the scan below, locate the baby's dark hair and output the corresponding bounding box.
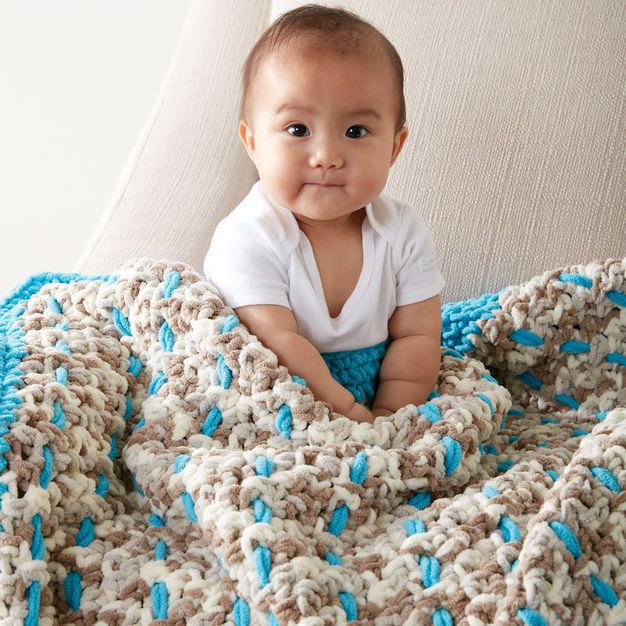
[238,3,406,132]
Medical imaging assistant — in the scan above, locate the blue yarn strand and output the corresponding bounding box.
[549,521,582,558]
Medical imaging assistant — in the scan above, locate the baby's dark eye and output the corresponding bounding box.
[286,124,310,137]
[286,124,369,138]
[346,125,368,139]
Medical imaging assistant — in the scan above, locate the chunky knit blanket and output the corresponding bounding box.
[1,257,625,626]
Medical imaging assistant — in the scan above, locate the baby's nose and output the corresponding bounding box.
[309,143,344,169]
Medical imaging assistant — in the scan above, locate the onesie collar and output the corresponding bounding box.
[253,180,396,252]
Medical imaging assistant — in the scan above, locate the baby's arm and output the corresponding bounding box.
[371,294,442,415]
[234,305,374,423]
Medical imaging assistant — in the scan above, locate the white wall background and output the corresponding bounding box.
[0,0,191,299]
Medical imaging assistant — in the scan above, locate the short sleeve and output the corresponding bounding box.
[393,206,446,306]
[203,219,292,309]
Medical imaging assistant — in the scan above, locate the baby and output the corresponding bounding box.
[204,4,445,424]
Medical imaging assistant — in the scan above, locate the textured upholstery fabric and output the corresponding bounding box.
[75,0,626,304]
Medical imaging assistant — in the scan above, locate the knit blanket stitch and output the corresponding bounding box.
[0,256,625,626]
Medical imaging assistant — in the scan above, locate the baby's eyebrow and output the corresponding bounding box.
[275,103,382,120]
[345,108,382,120]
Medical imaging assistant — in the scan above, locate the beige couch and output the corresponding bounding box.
[74,0,625,304]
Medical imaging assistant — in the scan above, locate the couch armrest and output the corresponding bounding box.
[75,0,270,276]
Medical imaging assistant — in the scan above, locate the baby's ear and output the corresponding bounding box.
[390,126,409,167]
[238,121,256,159]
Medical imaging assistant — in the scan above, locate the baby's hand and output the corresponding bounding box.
[344,402,375,423]
[371,408,394,418]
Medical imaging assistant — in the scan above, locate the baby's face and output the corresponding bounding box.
[239,50,408,227]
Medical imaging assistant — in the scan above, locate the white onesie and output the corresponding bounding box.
[203,181,445,354]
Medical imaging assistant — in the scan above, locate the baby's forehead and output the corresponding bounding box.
[270,44,385,73]
[249,45,397,120]
[260,51,392,96]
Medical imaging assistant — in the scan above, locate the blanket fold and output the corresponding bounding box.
[0,256,624,625]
